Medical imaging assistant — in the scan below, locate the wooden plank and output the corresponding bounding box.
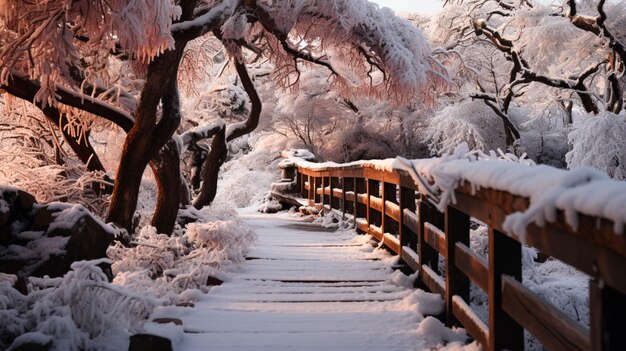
[489,228,523,351]
[401,246,419,272]
[523,222,626,296]
[418,198,441,276]
[454,183,626,258]
[382,182,398,239]
[355,179,367,233]
[385,201,401,223]
[369,224,383,241]
[344,191,355,202]
[403,209,419,239]
[367,180,381,228]
[399,187,417,251]
[321,177,327,206]
[502,276,590,351]
[356,193,368,205]
[369,195,383,213]
[295,171,302,197]
[331,177,341,210]
[356,218,369,233]
[323,186,332,197]
[383,233,400,254]
[445,206,470,326]
[421,265,445,296]
[297,163,417,190]
[452,295,489,349]
[455,243,488,292]
[313,177,321,204]
[454,189,626,295]
[342,178,354,217]
[590,279,626,351]
[424,222,446,257]
[271,191,304,209]
[332,188,343,199]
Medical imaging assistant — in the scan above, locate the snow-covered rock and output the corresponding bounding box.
[0,187,115,285]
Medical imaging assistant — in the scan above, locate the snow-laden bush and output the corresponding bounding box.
[566,111,626,179]
[1,259,157,351]
[109,203,255,303]
[426,100,507,155]
[0,202,256,350]
[521,130,568,168]
[215,133,283,207]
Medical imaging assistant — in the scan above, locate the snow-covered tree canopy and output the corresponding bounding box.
[0,0,447,107]
[0,0,448,235]
[423,0,626,169]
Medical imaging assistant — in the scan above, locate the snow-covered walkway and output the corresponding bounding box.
[151,211,468,350]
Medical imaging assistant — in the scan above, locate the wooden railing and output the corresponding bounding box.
[278,161,626,351]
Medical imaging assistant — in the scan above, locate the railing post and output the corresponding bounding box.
[327,176,334,211]
[489,228,523,351]
[399,187,417,251]
[355,178,367,233]
[314,177,321,205]
[590,280,626,351]
[295,168,302,196]
[331,177,341,210]
[382,183,397,236]
[300,171,307,198]
[418,196,441,274]
[367,179,380,229]
[445,206,470,326]
[342,177,354,218]
[321,177,328,209]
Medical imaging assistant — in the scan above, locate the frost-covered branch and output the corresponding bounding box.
[566,0,626,64]
[180,120,225,152]
[2,71,134,132]
[171,0,237,41]
[473,19,600,114]
[226,61,262,142]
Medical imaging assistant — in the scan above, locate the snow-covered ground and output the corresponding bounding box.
[146,210,479,350]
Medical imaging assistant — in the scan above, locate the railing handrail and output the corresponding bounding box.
[278,154,626,351]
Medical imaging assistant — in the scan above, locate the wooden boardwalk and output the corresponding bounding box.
[153,211,460,350]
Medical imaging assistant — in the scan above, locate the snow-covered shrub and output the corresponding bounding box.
[109,203,255,303]
[521,130,568,168]
[215,133,283,207]
[426,100,508,155]
[194,83,250,122]
[1,260,157,351]
[566,111,626,179]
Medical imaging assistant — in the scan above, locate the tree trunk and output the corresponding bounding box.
[148,81,186,235]
[193,127,227,209]
[106,45,188,233]
[150,140,183,234]
[192,60,262,208]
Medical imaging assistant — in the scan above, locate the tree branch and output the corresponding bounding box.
[226,60,262,142]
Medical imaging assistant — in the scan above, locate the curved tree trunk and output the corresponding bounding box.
[193,60,262,208]
[151,140,184,234]
[106,46,189,233]
[148,81,187,235]
[1,47,188,236]
[192,127,227,209]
